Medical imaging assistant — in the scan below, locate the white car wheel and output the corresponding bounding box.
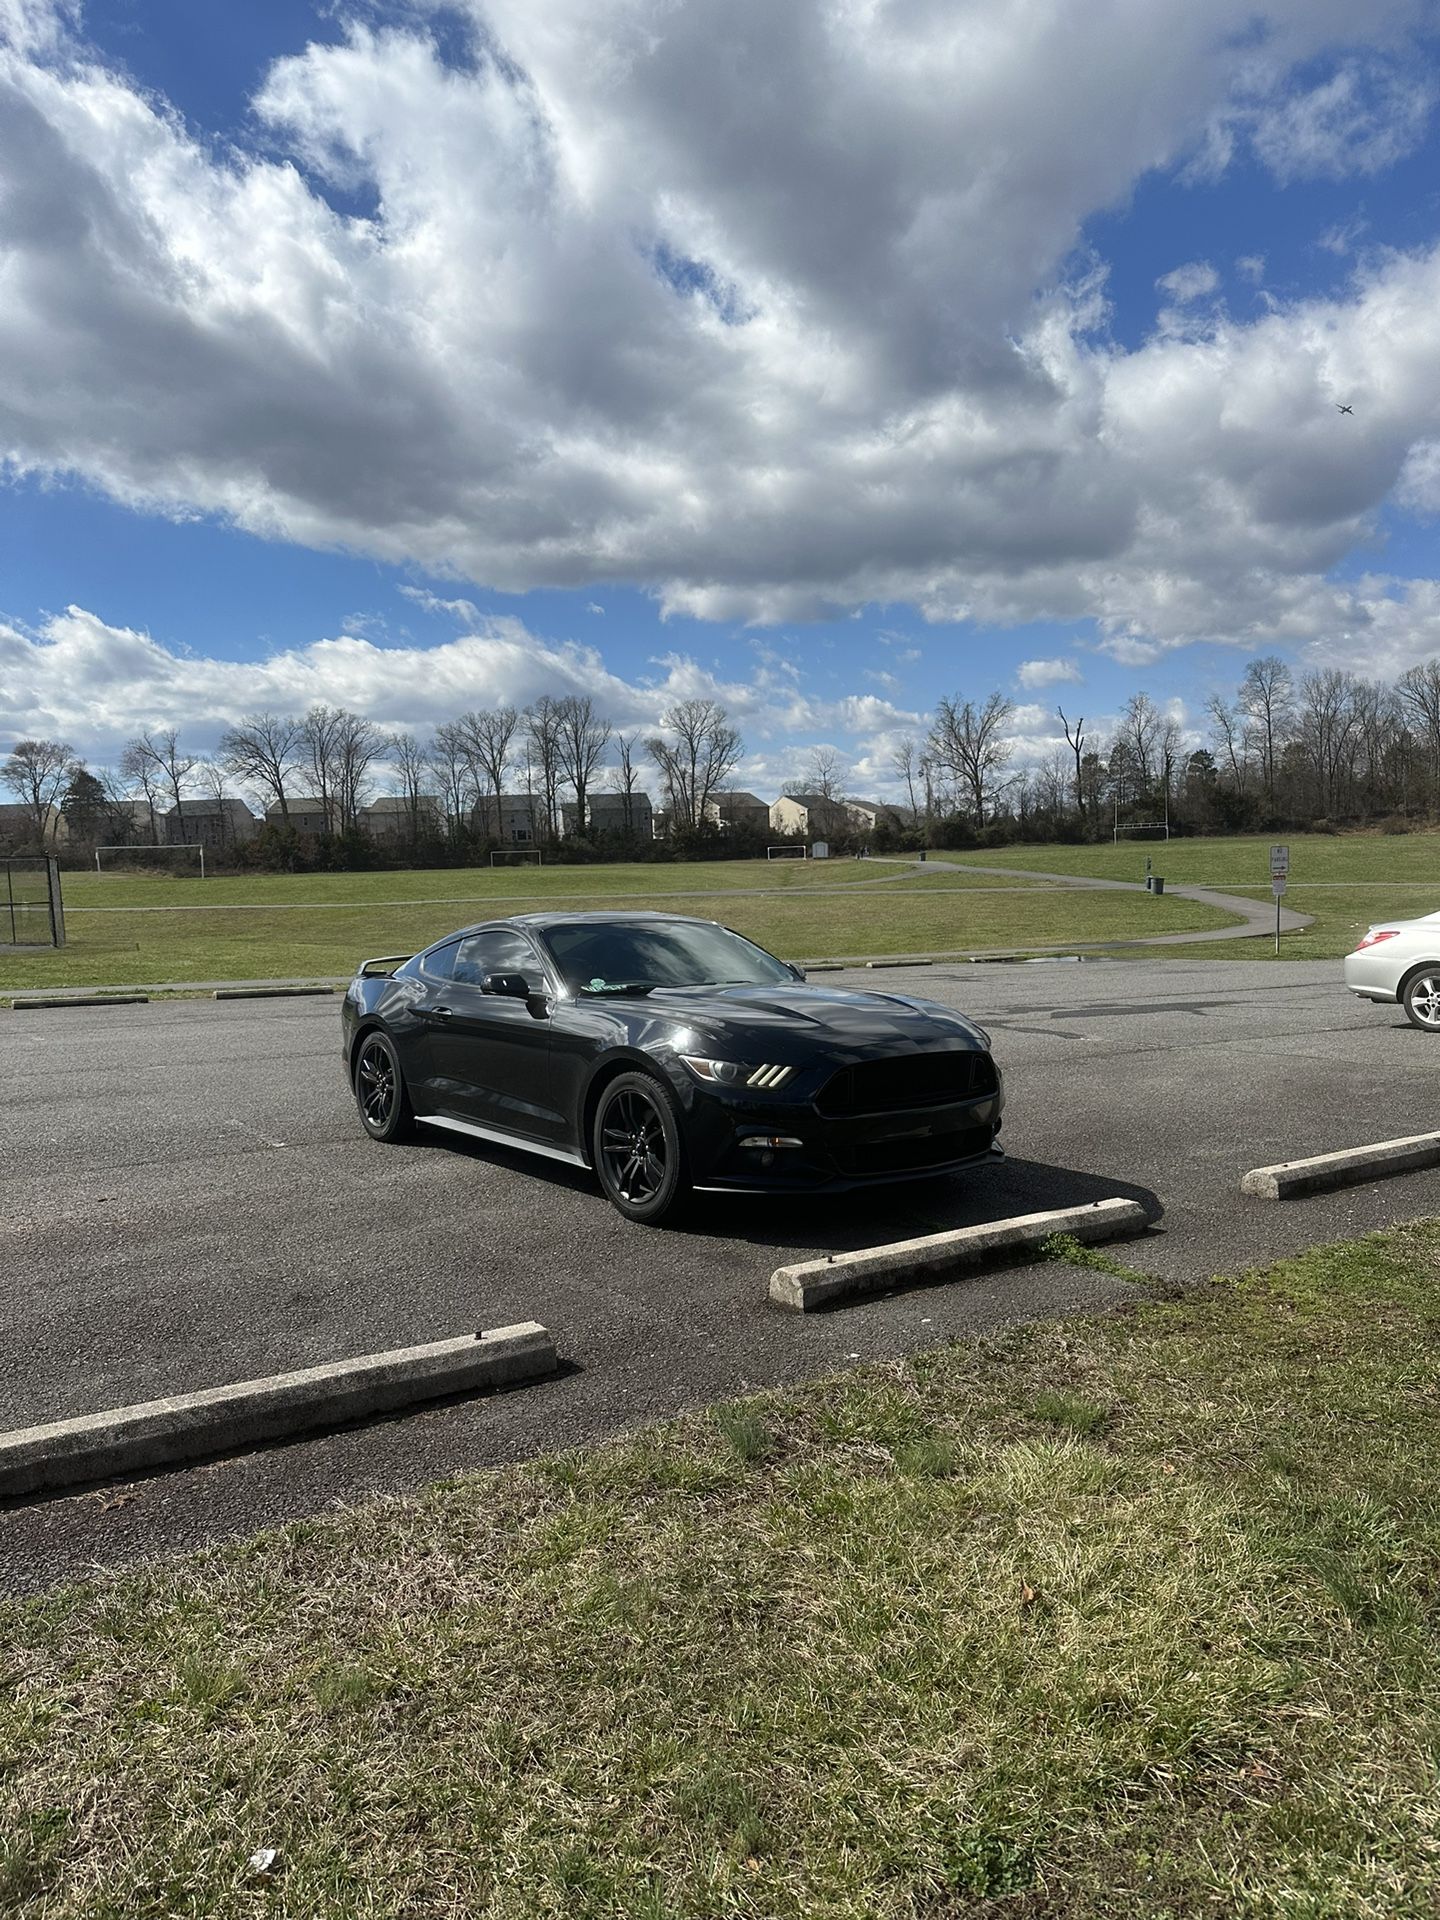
[1402,972,1440,1032]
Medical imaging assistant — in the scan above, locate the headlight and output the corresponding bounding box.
[680,1056,795,1089]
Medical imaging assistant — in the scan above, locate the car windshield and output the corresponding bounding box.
[542,920,793,995]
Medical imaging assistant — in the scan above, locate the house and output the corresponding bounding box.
[473,793,543,844]
[769,791,850,841]
[162,798,260,850]
[560,790,654,839]
[103,797,161,845]
[0,802,63,852]
[703,789,770,834]
[360,794,444,842]
[265,799,331,837]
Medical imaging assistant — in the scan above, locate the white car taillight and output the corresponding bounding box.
[1353,929,1401,952]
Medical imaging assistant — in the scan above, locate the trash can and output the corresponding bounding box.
[919,849,927,862]
[1152,876,1165,895]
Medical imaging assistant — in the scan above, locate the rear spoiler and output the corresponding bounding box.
[356,953,413,978]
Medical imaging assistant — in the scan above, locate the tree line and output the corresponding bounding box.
[7,654,1440,868]
[0,695,746,864]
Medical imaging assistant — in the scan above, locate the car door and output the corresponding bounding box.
[420,926,566,1144]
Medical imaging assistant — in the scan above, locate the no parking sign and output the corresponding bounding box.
[1270,844,1289,952]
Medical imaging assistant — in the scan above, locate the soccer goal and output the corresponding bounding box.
[766,844,807,860]
[489,847,543,868]
[95,843,207,878]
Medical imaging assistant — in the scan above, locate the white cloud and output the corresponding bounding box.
[1237,254,1266,284]
[1249,58,1434,183]
[1016,656,1083,688]
[586,601,605,615]
[1156,261,1219,304]
[0,0,1436,660]
[0,603,931,770]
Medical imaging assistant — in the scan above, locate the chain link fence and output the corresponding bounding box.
[2,856,65,948]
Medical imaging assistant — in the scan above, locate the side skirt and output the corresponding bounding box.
[418,1112,590,1169]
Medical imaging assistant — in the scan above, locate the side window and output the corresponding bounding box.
[421,941,461,981]
[450,928,546,990]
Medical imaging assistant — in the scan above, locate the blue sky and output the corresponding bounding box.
[3,0,1440,799]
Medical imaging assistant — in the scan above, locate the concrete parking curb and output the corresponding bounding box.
[10,994,149,1010]
[1241,1133,1440,1200]
[769,1197,1148,1311]
[213,985,338,1001]
[866,958,933,969]
[0,1323,557,1500]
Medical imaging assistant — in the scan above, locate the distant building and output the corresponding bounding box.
[0,802,63,852]
[769,791,849,841]
[162,798,259,850]
[560,790,654,839]
[360,794,444,843]
[103,797,161,846]
[265,799,331,837]
[704,790,771,834]
[473,793,543,844]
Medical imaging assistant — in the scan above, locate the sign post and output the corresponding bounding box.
[1269,844,1290,955]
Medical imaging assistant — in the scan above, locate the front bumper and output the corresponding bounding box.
[672,1063,1005,1193]
[1343,950,1402,1002]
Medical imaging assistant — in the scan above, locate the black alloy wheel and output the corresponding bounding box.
[354,1030,414,1140]
[1403,971,1440,1032]
[593,1072,688,1223]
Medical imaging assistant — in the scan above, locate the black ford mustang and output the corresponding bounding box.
[341,911,1003,1223]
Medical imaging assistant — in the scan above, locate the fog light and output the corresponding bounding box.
[739,1134,803,1149]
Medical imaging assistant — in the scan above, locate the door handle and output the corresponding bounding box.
[431,1004,454,1019]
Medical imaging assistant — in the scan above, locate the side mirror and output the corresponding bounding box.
[482,972,533,999]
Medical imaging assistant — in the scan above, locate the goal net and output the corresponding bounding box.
[95,843,207,878]
[489,847,543,867]
[766,844,807,860]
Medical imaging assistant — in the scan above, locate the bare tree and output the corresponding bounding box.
[646,699,741,831]
[115,743,162,844]
[1205,695,1248,793]
[1056,708,1087,825]
[389,731,430,845]
[611,731,642,836]
[122,729,196,841]
[332,710,386,830]
[300,705,345,832]
[1,738,75,847]
[1117,693,1162,788]
[802,744,848,802]
[524,697,563,844]
[429,721,474,842]
[218,713,302,825]
[1398,661,1440,807]
[460,707,520,842]
[554,695,611,833]
[1296,669,1359,816]
[927,692,1015,825]
[1239,656,1294,811]
[890,736,922,823]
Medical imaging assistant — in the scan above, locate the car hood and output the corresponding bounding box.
[640,982,990,1053]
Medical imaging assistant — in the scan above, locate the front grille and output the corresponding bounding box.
[817,1051,998,1116]
[834,1122,993,1178]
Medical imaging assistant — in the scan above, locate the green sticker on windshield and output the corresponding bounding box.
[590,977,606,990]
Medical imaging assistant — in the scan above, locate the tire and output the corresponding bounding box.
[592,1071,690,1224]
[353,1029,416,1140]
[1402,971,1440,1032]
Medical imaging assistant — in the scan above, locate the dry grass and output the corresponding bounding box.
[6,1226,1440,1915]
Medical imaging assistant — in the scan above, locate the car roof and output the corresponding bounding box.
[437,909,721,942]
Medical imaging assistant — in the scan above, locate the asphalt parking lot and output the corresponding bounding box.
[4,954,1438,1593]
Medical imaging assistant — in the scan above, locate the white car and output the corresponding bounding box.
[1345,911,1440,1030]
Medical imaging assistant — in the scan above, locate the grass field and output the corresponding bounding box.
[0,861,1236,988]
[941,834,1440,960]
[7,1224,1440,1916]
